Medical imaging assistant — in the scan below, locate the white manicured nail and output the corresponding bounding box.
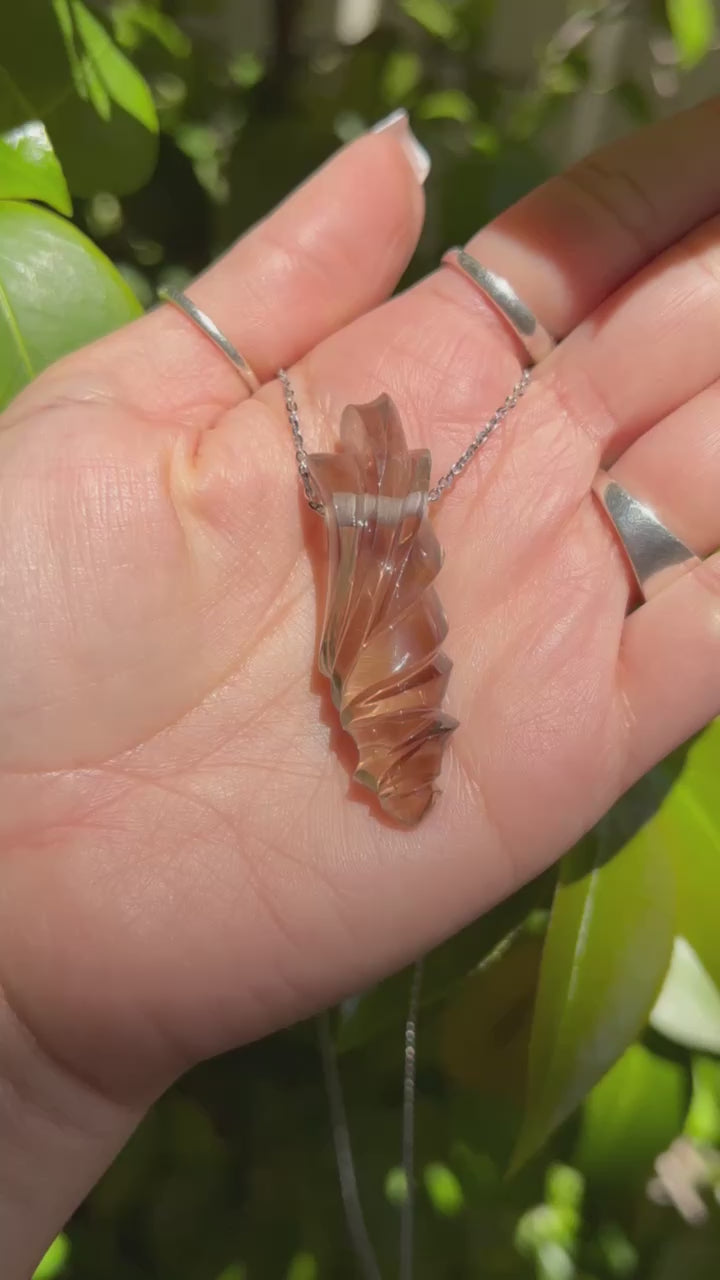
[371,108,431,184]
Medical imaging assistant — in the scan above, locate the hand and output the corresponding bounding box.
[2,104,719,1270]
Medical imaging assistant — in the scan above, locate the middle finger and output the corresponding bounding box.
[285,104,720,583]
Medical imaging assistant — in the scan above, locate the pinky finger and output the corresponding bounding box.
[619,555,720,777]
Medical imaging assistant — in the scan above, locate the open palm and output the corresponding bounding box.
[2,104,719,1136]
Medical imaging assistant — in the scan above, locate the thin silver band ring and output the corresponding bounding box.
[592,472,701,602]
[157,285,261,394]
[441,247,556,366]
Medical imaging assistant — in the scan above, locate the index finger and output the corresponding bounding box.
[24,118,427,426]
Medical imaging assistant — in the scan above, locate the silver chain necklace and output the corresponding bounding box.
[278,366,531,514]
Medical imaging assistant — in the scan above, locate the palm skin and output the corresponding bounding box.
[0,334,624,1097]
[1,107,720,1135]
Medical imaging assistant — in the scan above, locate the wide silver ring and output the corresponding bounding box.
[592,472,701,602]
[441,247,556,366]
[157,285,261,394]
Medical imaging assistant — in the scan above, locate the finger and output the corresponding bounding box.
[35,118,427,423]
[458,96,720,341]
[288,98,720,485]
[606,382,720,558]
[546,210,720,464]
[618,553,720,775]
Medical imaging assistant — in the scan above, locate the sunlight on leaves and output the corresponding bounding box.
[575,1043,687,1187]
[655,722,720,989]
[651,937,720,1054]
[418,89,476,122]
[33,1235,70,1280]
[666,0,716,68]
[512,767,677,1170]
[0,201,140,409]
[545,1164,584,1212]
[424,1162,465,1216]
[0,0,158,195]
[0,122,71,213]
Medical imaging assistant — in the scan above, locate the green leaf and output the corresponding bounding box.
[418,89,476,122]
[654,722,720,989]
[0,0,158,196]
[111,1,192,59]
[685,1056,720,1145]
[33,1234,70,1280]
[337,871,552,1052]
[651,937,720,1054]
[227,52,265,89]
[423,1162,465,1216]
[0,121,71,214]
[400,0,459,40]
[574,1043,687,1187]
[666,0,716,68]
[382,50,422,105]
[512,767,678,1169]
[0,200,141,410]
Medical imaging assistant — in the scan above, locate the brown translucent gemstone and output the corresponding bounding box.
[308,396,457,826]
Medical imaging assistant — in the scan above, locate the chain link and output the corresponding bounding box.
[427,367,531,501]
[278,368,324,512]
[278,366,531,513]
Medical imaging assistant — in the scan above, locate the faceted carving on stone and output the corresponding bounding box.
[308,395,457,826]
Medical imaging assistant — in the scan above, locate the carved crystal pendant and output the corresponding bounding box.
[308,396,457,826]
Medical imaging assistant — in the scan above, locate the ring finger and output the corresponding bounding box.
[592,381,720,774]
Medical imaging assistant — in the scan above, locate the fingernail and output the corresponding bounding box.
[371,108,431,185]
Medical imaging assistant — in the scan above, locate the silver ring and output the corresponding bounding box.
[592,472,701,602]
[157,286,261,394]
[441,247,556,365]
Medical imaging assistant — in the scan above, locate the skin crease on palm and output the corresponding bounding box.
[2,99,720,1269]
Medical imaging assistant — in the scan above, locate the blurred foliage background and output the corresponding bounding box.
[3,1,720,1278]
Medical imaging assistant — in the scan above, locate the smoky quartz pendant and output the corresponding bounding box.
[308,396,457,826]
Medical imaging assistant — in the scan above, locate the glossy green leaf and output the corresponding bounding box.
[33,1235,70,1280]
[337,870,552,1052]
[0,0,158,196]
[574,1043,687,1187]
[667,0,716,68]
[0,200,141,409]
[512,766,679,1169]
[654,722,720,989]
[651,937,720,1054]
[0,122,71,214]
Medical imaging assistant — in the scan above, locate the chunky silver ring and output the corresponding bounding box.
[157,285,261,394]
[441,247,556,366]
[592,472,701,602]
